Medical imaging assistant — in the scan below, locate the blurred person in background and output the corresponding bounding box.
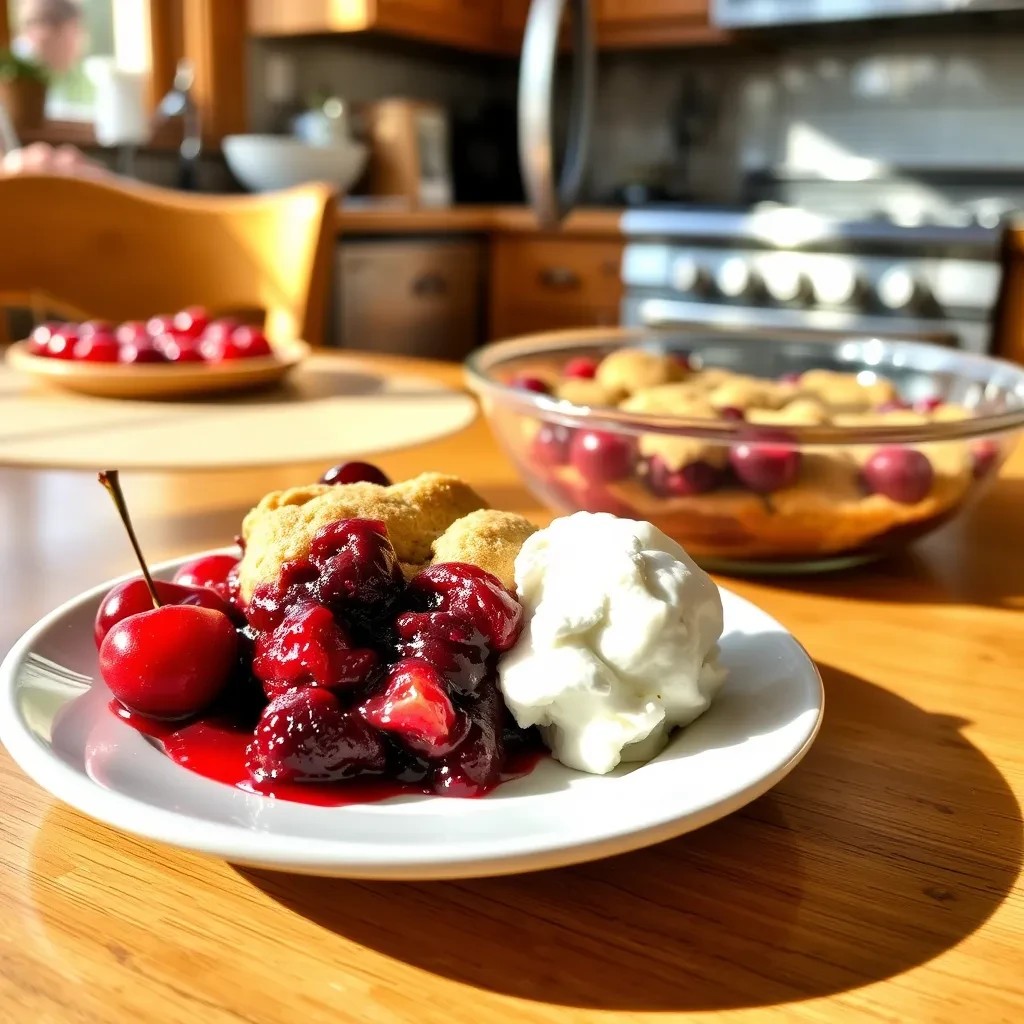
[11,0,86,74]
[4,2,107,178]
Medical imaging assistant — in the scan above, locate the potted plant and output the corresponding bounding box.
[0,51,50,133]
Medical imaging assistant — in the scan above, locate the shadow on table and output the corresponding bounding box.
[240,662,1022,1012]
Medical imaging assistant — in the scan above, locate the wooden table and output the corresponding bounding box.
[1,353,1021,1024]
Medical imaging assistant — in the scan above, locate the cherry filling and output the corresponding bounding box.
[110,516,542,802]
[252,600,379,699]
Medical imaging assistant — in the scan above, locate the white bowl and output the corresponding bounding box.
[223,134,368,193]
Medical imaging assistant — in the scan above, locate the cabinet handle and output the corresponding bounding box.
[538,266,581,290]
[412,271,448,297]
[518,0,595,228]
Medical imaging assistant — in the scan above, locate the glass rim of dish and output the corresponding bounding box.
[465,326,1024,446]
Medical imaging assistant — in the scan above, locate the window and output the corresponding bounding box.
[6,0,150,122]
[0,1,246,146]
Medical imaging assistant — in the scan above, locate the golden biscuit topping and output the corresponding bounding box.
[239,472,536,601]
[555,378,626,407]
[595,348,685,395]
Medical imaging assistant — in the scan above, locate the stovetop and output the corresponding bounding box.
[620,202,1009,251]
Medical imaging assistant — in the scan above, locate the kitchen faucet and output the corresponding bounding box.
[153,59,201,191]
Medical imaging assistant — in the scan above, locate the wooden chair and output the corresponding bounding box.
[0,175,337,346]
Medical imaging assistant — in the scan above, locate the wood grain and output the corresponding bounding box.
[334,205,625,237]
[0,353,1022,1024]
[0,353,476,469]
[489,234,624,340]
[0,174,336,348]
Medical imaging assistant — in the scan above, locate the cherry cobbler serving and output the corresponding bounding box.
[498,347,1003,567]
[93,461,730,797]
[93,467,546,805]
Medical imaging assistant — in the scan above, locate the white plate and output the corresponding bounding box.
[0,554,823,880]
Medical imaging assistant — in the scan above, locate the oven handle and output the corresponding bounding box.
[517,0,595,228]
[633,298,961,346]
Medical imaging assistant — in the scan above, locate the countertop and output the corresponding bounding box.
[335,204,625,236]
[1,351,1022,1024]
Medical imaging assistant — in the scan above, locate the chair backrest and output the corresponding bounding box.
[0,175,337,346]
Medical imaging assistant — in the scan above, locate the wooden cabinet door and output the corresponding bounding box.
[247,0,371,34]
[596,0,724,47]
[598,0,707,20]
[377,0,498,50]
[500,0,532,34]
[335,239,484,359]
[250,0,495,48]
[489,236,623,341]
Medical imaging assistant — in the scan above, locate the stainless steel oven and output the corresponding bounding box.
[712,0,1024,28]
[618,206,1004,354]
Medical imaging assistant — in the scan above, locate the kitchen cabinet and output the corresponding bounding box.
[248,0,497,51]
[497,0,726,51]
[334,238,485,358]
[597,0,728,47]
[251,0,725,51]
[380,0,496,50]
[497,0,531,46]
[489,235,624,340]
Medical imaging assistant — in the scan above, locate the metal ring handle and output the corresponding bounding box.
[517,0,595,228]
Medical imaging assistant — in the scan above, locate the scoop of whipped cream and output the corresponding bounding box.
[498,511,725,774]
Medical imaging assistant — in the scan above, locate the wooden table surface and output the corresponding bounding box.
[334,204,624,237]
[1,353,1021,1024]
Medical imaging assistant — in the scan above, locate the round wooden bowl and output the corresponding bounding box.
[4,338,310,400]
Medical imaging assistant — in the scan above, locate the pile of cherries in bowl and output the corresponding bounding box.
[464,329,1024,572]
[26,306,273,365]
[94,464,539,802]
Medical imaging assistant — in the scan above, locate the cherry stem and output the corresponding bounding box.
[98,470,162,610]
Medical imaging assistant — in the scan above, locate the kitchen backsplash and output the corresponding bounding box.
[248,37,513,129]
[590,26,1024,204]
[734,31,1024,175]
[250,24,1024,206]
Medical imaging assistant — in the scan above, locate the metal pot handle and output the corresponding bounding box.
[517,0,595,228]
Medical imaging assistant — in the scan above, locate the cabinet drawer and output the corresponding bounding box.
[489,235,623,340]
[493,237,623,309]
[335,239,483,359]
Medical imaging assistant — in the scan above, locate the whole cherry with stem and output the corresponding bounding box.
[96,470,238,720]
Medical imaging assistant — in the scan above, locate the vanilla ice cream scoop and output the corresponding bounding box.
[498,512,725,774]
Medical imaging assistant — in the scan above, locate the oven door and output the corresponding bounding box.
[712,0,1024,28]
[622,295,976,350]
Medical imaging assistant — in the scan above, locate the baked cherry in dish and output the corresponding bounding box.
[509,374,551,395]
[646,456,723,498]
[729,433,801,494]
[570,429,636,483]
[862,447,934,504]
[319,461,393,487]
[562,356,599,380]
[72,332,120,363]
[25,307,280,365]
[530,424,573,468]
[98,463,542,803]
